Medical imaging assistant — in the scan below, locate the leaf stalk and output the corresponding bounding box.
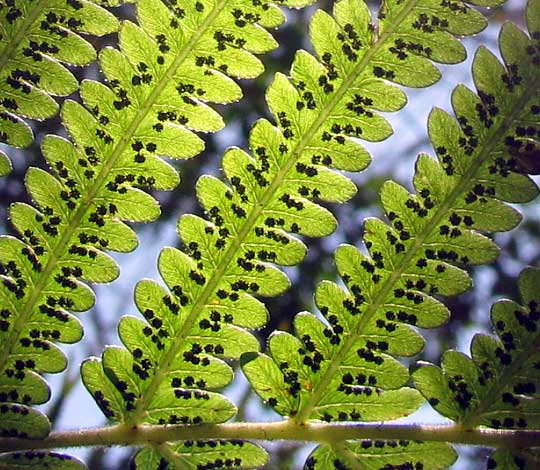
[1,421,538,453]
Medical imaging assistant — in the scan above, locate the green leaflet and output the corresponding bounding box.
[0,152,11,177]
[81,0,516,467]
[0,451,86,470]
[0,403,49,440]
[81,358,127,421]
[134,440,268,470]
[304,440,456,470]
[0,0,118,162]
[488,449,540,470]
[413,268,540,463]
[0,0,308,454]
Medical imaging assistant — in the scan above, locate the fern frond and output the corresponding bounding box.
[414,266,540,470]
[80,0,512,466]
[240,0,540,466]
[0,0,300,452]
[0,0,119,167]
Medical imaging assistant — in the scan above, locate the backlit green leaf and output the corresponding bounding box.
[1,0,310,450]
[414,268,540,430]
[80,2,522,468]
[0,451,86,470]
[0,0,118,155]
[0,405,49,440]
[134,440,267,470]
[305,441,456,470]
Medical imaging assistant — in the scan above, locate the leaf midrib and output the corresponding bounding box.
[129,0,421,425]
[0,1,227,376]
[295,58,540,422]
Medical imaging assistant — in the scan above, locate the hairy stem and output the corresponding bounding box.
[1,421,538,453]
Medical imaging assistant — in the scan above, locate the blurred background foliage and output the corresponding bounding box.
[0,0,536,468]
